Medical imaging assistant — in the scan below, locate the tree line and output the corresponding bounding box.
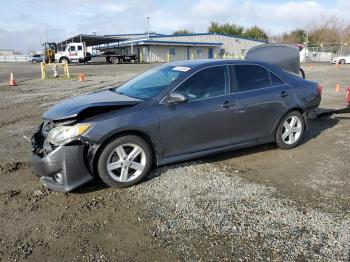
[173,15,350,49]
[174,22,268,41]
[275,15,350,47]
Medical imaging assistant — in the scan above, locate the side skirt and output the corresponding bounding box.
[156,137,274,166]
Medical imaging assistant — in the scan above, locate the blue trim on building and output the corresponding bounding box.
[108,39,223,48]
[141,40,222,46]
[102,32,267,44]
[150,32,268,44]
[103,33,164,37]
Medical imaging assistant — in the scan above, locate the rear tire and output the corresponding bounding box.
[275,111,305,149]
[339,59,346,65]
[32,59,37,64]
[97,135,153,188]
[111,57,119,64]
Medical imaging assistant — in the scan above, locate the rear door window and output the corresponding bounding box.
[269,72,285,86]
[230,64,271,92]
[175,66,228,101]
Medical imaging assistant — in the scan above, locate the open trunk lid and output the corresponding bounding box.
[245,44,301,75]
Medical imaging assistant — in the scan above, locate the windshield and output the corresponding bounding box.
[114,65,189,100]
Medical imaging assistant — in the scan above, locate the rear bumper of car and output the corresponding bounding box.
[305,107,318,120]
[31,143,93,192]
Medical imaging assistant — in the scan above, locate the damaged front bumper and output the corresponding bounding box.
[31,124,93,192]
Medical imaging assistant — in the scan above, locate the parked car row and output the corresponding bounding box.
[29,54,44,64]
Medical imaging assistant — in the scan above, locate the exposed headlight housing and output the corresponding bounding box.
[47,123,91,146]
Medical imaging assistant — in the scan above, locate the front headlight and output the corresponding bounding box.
[47,123,91,146]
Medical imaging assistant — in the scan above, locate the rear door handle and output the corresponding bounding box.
[220,102,236,108]
[280,91,289,98]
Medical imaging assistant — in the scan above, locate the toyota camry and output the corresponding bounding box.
[31,59,321,192]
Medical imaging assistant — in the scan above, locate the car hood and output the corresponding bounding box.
[43,90,142,121]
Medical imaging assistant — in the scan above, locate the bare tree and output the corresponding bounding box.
[307,14,342,45]
[344,25,350,43]
[278,29,307,44]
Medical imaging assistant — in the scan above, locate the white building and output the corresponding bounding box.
[0,49,15,56]
[104,33,266,63]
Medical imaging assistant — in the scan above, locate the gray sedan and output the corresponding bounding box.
[31,59,321,192]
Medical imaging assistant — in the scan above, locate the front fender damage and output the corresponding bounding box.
[31,104,137,192]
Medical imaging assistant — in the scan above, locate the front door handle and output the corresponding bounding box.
[280,91,289,98]
[220,102,236,108]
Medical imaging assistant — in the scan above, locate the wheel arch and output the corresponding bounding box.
[273,107,306,137]
[91,130,158,177]
[59,56,70,63]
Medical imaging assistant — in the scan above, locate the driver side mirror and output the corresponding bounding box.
[165,92,187,105]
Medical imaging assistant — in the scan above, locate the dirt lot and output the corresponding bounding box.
[0,62,349,261]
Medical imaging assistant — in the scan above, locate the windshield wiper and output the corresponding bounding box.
[109,88,124,95]
[109,88,144,100]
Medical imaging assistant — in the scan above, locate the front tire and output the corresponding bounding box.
[275,111,305,149]
[60,57,69,64]
[339,59,346,65]
[97,135,153,188]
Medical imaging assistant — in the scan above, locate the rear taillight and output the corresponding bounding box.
[317,84,323,95]
[346,86,350,104]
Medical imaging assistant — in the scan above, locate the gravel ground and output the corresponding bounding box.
[129,162,350,261]
[0,63,349,261]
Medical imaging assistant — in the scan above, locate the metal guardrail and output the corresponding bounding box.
[0,55,31,62]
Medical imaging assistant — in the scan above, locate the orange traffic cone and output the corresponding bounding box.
[336,63,340,69]
[79,73,86,82]
[9,72,17,86]
[308,64,313,70]
[336,84,342,93]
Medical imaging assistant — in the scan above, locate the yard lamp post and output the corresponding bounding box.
[147,16,150,39]
[44,23,48,43]
[340,28,345,55]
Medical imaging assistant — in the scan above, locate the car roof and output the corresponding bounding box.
[167,59,272,69]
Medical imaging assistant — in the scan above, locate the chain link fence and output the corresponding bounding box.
[0,55,31,62]
[301,44,350,63]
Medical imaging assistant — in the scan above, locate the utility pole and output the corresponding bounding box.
[304,31,309,63]
[147,16,150,39]
[340,28,345,55]
[39,28,42,47]
[44,23,48,43]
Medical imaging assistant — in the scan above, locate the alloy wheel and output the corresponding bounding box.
[107,143,146,183]
[281,115,302,145]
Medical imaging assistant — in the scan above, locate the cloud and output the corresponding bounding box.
[243,1,330,32]
[190,0,234,18]
[98,3,126,12]
[1,0,349,53]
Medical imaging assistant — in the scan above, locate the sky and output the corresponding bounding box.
[1,0,349,53]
